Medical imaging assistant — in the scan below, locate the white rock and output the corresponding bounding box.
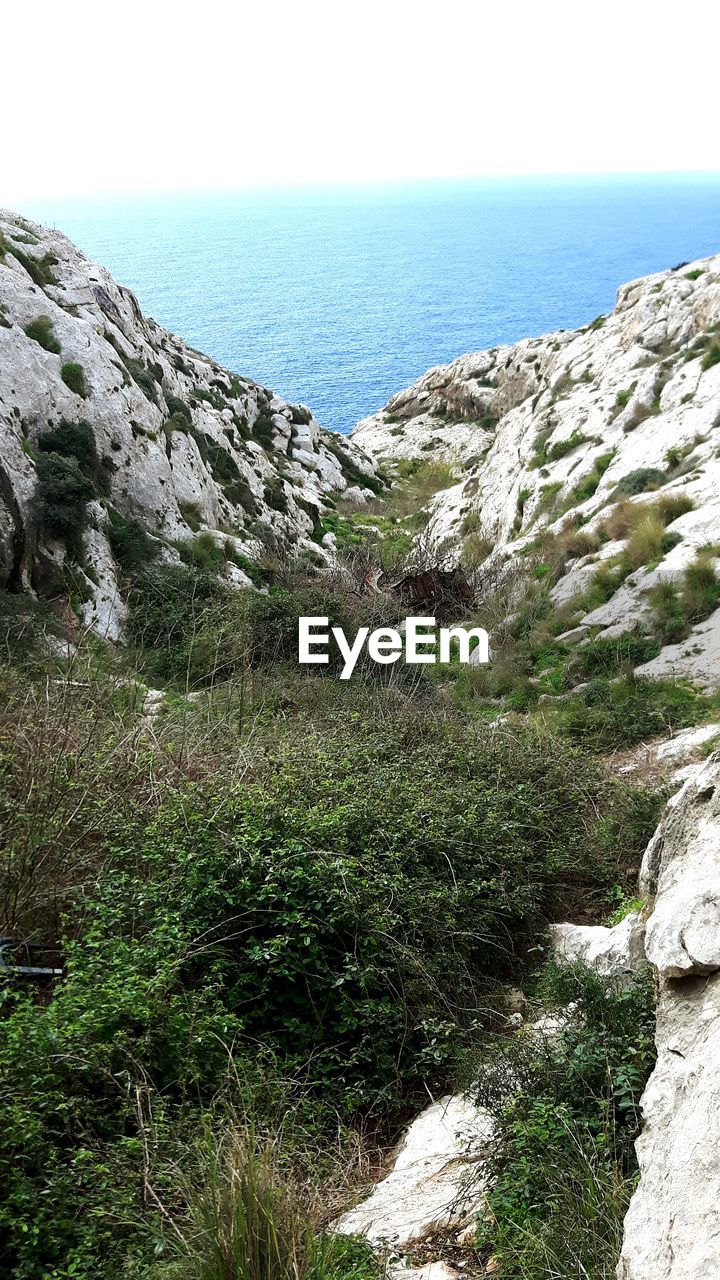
[550,912,646,977]
[617,755,720,1278]
[655,724,720,762]
[389,1264,459,1280]
[0,208,379,638]
[333,1095,494,1248]
[351,252,720,691]
[636,609,720,689]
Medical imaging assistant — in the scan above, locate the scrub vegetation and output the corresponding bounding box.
[2,454,716,1280]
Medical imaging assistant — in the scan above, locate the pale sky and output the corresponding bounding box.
[4,0,719,202]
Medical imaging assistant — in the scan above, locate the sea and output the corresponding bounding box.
[21,174,720,434]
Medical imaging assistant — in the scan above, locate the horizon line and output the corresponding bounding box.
[7,168,720,208]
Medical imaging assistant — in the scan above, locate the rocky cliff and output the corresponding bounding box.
[353,256,720,687]
[617,752,720,1279]
[0,209,377,638]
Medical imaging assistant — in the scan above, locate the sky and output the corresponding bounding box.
[4,0,719,203]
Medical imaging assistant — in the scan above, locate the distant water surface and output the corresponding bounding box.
[22,175,720,433]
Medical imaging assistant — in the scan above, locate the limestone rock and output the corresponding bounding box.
[352,254,720,690]
[617,755,720,1278]
[549,912,647,977]
[655,724,720,762]
[388,1264,459,1280]
[333,1095,494,1249]
[0,209,378,637]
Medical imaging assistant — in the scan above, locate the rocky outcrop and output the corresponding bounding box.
[0,210,377,636]
[617,755,720,1278]
[353,256,720,687]
[547,755,720,1277]
[550,912,647,978]
[333,1095,494,1249]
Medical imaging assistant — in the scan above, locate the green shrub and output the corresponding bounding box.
[107,508,160,577]
[702,343,720,371]
[555,673,710,749]
[0,646,661,1280]
[165,393,192,423]
[35,453,95,546]
[547,428,588,460]
[125,357,159,401]
[225,477,259,517]
[680,554,720,624]
[127,563,233,683]
[0,594,60,666]
[615,468,667,497]
[566,630,659,682]
[60,361,87,397]
[253,413,276,448]
[264,476,289,513]
[648,554,720,638]
[565,451,614,505]
[24,314,60,353]
[614,383,637,412]
[37,419,112,495]
[161,1128,377,1280]
[290,404,313,426]
[6,245,58,286]
[475,964,656,1279]
[648,580,687,643]
[177,531,226,572]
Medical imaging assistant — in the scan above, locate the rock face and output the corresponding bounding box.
[0,209,377,636]
[550,912,647,978]
[353,256,720,687]
[616,755,720,1279]
[333,1094,494,1249]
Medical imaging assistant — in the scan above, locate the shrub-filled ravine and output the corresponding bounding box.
[0,588,662,1280]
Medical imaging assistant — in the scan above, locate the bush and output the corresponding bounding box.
[566,630,659,682]
[125,356,159,401]
[0,643,660,1280]
[555,673,710,749]
[176,531,226,572]
[648,553,720,639]
[37,419,112,496]
[107,508,160,577]
[24,314,60,353]
[60,361,87,397]
[475,964,656,1280]
[648,580,687,643]
[7,246,58,287]
[253,413,276,448]
[614,383,637,412]
[701,343,720,372]
[264,476,289,513]
[682,554,720,623]
[565,451,614,505]
[165,393,192,423]
[615,468,667,497]
[547,428,588,461]
[35,452,95,545]
[127,563,235,684]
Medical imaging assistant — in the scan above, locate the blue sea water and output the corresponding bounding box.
[22,175,720,434]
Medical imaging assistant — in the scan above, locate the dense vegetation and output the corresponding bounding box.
[0,558,663,1280]
[475,964,656,1278]
[3,448,719,1280]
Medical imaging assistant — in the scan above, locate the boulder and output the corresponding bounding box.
[333,1095,494,1249]
[550,912,647,977]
